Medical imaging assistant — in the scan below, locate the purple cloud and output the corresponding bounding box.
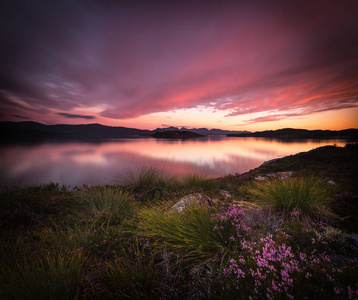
[0,0,357,128]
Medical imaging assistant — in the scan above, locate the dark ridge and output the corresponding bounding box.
[153,126,249,135]
[227,128,358,140]
[0,121,152,142]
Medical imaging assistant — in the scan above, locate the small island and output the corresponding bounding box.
[150,130,204,139]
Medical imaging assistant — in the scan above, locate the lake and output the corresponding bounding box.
[0,136,348,189]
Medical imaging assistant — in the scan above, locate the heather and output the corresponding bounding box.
[1,144,358,299]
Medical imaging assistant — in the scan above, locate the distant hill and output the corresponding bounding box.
[227,128,358,139]
[150,130,204,139]
[0,122,250,142]
[3,122,355,142]
[153,126,249,135]
[0,121,151,141]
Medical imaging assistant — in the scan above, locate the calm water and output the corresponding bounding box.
[0,137,348,188]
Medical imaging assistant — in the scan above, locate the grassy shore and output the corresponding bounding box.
[1,144,358,299]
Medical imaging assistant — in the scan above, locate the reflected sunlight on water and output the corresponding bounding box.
[0,137,348,188]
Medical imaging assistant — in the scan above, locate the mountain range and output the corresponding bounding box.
[1,121,357,141]
[153,126,248,136]
[0,121,248,141]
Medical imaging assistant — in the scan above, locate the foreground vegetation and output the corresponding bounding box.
[1,144,358,299]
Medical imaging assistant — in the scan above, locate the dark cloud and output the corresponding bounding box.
[11,114,30,120]
[57,113,95,120]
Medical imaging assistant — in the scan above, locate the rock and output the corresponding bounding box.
[345,234,358,249]
[219,190,232,199]
[168,193,214,214]
[255,171,293,181]
[255,175,268,181]
[230,200,260,210]
[327,180,336,185]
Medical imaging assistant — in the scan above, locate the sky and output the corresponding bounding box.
[0,0,357,131]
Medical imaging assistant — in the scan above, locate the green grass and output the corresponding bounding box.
[102,237,158,299]
[118,166,179,202]
[181,173,215,190]
[80,186,134,223]
[119,166,177,191]
[0,183,78,227]
[249,175,335,221]
[38,222,95,253]
[138,203,225,260]
[0,250,84,300]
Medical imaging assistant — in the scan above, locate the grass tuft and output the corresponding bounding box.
[249,175,335,221]
[80,186,134,222]
[118,166,179,202]
[181,173,215,191]
[139,203,225,259]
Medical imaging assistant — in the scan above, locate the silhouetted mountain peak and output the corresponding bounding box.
[154,126,249,135]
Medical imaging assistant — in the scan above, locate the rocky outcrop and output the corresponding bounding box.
[167,193,214,214]
[255,171,293,180]
[167,190,260,214]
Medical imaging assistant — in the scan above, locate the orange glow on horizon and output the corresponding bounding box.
[5,104,357,132]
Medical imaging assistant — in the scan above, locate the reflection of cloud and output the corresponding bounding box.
[57,112,95,119]
[0,137,349,188]
[71,154,108,166]
[62,149,95,156]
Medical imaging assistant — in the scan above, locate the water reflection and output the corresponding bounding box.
[0,137,347,188]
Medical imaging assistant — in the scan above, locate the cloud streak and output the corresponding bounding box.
[57,113,95,120]
[0,0,357,129]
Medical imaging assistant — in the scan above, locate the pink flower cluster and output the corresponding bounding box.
[212,207,358,299]
[213,205,251,244]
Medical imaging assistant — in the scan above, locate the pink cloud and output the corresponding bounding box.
[0,0,357,128]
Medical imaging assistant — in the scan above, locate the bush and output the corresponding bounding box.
[210,220,358,300]
[249,176,335,221]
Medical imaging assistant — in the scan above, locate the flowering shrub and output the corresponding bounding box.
[213,205,251,252]
[210,209,358,299]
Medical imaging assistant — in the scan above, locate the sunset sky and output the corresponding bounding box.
[1,0,357,131]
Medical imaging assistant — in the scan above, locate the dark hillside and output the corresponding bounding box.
[248,144,358,192]
[0,121,151,141]
[228,128,358,139]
